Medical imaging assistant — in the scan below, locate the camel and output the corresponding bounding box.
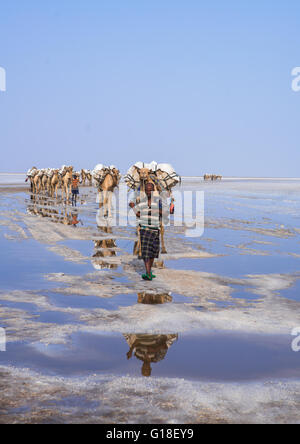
[92,165,120,218]
[61,166,74,202]
[41,169,55,194]
[125,162,180,255]
[80,169,93,186]
[26,167,38,193]
[46,171,53,193]
[86,171,93,186]
[81,169,87,186]
[40,170,49,193]
[49,169,60,198]
[32,169,44,194]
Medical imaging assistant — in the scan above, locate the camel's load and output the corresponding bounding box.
[59,165,68,175]
[124,161,181,191]
[26,167,38,177]
[92,164,120,187]
[44,168,57,178]
[81,168,92,178]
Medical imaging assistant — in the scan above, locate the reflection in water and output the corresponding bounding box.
[124,292,178,376]
[137,292,173,305]
[92,224,118,270]
[26,195,83,226]
[123,333,178,377]
[70,213,83,227]
[26,197,120,270]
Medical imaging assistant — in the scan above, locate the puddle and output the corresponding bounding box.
[1,331,300,382]
[33,311,80,325]
[165,255,300,279]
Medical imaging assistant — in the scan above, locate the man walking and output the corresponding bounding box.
[71,174,80,207]
[130,182,172,281]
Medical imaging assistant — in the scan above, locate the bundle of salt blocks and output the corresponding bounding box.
[124,161,180,191]
[92,164,120,186]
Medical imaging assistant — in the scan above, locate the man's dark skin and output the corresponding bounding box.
[129,183,162,277]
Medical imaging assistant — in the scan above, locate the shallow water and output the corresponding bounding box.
[1,331,300,382]
[0,179,300,423]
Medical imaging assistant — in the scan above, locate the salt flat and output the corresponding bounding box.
[0,178,300,423]
[0,173,26,186]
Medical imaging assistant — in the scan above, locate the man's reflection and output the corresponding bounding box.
[124,291,178,377]
[123,333,178,377]
[70,212,83,227]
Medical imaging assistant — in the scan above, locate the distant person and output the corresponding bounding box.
[71,174,80,207]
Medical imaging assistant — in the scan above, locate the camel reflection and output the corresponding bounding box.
[123,333,178,377]
[27,196,120,269]
[26,195,82,226]
[92,224,118,270]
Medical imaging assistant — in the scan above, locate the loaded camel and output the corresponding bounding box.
[60,166,74,202]
[81,169,93,186]
[49,169,61,198]
[33,169,44,194]
[92,165,121,218]
[25,167,38,193]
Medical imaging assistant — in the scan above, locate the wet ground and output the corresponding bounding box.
[0,177,300,423]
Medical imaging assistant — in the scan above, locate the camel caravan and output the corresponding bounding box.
[26,166,82,199]
[124,161,181,255]
[204,174,222,181]
[25,165,120,204]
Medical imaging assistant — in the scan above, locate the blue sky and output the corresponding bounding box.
[0,0,299,176]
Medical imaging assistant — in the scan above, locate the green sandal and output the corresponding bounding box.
[151,272,156,279]
[142,273,152,281]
